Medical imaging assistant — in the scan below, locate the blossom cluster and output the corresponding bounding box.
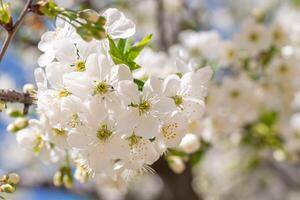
[14,8,212,189]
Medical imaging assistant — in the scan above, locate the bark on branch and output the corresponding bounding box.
[0,0,33,62]
[0,89,35,114]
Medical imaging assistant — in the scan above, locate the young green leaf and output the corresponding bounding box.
[133,79,145,91]
[128,34,153,60]
[108,34,153,71]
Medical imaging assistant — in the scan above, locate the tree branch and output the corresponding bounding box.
[0,0,33,62]
[0,89,35,114]
[156,0,168,51]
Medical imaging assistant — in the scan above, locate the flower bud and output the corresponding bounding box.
[0,3,12,26]
[91,27,107,40]
[6,108,24,118]
[62,174,73,189]
[179,133,200,154]
[6,123,19,133]
[38,0,59,18]
[14,117,29,130]
[0,183,15,193]
[168,156,185,174]
[78,9,99,23]
[23,84,35,94]
[7,173,20,185]
[53,171,63,187]
[76,27,93,42]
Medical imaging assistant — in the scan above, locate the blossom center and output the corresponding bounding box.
[172,95,183,107]
[52,128,66,136]
[272,30,282,41]
[58,88,72,98]
[75,60,86,72]
[138,100,151,114]
[279,64,288,74]
[69,113,82,128]
[33,135,44,154]
[161,123,178,140]
[93,81,113,95]
[96,124,112,142]
[248,32,258,42]
[229,90,240,98]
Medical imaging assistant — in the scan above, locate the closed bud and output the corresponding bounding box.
[6,108,24,118]
[91,28,107,40]
[78,9,99,23]
[168,156,185,174]
[38,0,59,18]
[6,123,19,133]
[97,16,106,26]
[179,133,200,154]
[14,117,29,130]
[76,27,93,42]
[53,171,63,187]
[0,184,15,193]
[0,3,11,25]
[7,173,20,185]
[62,174,73,189]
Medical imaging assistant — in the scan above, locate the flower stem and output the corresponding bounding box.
[0,0,33,62]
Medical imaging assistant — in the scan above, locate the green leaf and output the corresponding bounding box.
[133,79,145,91]
[128,34,153,60]
[108,34,153,71]
[117,39,131,53]
[190,140,211,167]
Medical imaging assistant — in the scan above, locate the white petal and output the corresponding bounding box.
[160,112,188,147]
[68,132,93,149]
[163,74,181,97]
[45,62,69,89]
[153,97,176,114]
[53,39,77,64]
[103,8,135,39]
[63,72,91,98]
[106,135,129,159]
[38,52,55,67]
[34,68,47,90]
[110,64,132,82]
[117,80,140,105]
[135,115,159,138]
[143,76,163,98]
[183,98,205,120]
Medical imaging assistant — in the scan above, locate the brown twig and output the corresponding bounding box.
[0,89,35,114]
[0,0,33,62]
[156,0,168,51]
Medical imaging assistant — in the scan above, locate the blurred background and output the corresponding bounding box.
[1,0,300,199]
